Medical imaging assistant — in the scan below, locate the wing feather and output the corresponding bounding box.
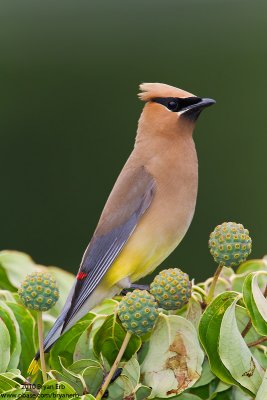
[61,166,156,331]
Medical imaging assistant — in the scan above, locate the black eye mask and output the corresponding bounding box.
[151,97,202,113]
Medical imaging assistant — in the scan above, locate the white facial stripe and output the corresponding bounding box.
[178,108,190,115]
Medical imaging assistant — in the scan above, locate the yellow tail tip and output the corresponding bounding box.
[28,359,39,375]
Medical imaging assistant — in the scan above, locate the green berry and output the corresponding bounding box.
[117,290,159,336]
[150,268,191,310]
[209,222,252,267]
[18,271,59,312]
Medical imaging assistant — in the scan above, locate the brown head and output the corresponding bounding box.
[137,82,215,138]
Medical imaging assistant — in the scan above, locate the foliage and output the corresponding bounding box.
[0,248,267,399]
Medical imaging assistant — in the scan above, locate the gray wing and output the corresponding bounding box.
[61,165,156,330]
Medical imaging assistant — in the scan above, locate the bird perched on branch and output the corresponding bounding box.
[30,82,215,370]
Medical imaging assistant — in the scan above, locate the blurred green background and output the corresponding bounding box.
[1,0,267,282]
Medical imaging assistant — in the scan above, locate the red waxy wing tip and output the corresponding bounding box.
[77,272,88,280]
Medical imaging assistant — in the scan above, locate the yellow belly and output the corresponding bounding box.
[103,227,183,288]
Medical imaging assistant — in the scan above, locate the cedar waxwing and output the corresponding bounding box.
[31,82,215,367]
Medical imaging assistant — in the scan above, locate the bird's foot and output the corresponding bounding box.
[120,284,150,296]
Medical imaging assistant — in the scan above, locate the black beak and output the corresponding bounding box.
[182,97,216,120]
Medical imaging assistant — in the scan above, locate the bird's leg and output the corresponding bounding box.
[120,283,150,295]
[117,277,149,295]
[130,283,150,290]
[117,277,131,296]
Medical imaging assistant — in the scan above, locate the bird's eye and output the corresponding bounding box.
[151,97,182,112]
[167,101,178,111]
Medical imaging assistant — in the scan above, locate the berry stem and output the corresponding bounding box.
[247,336,267,348]
[206,265,223,304]
[96,331,131,400]
[241,320,252,338]
[37,312,47,383]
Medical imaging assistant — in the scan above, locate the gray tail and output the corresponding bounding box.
[34,283,76,360]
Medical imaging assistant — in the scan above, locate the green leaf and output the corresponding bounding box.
[68,359,104,396]
[185,297,203,329]
[154,394,202,400]
[220,266,235,279]
[91,299,119,316]
[0,301,21,370]
[121,356,140,387]
[235,305,267,369]
[176,395,203,400]
[192,379,230,400]
[107,357,141,400]
[80,366,103,396]
[205,277,232,298]
[0,375,23,395]
[233,386,254,399]
[0,267,16,291]
[232,259,267,293]
[68,358,103,372]
[219,297,263,394]
[189,384,210,399]
[199,291,242,386]
[235,306,258,342]
[5,389,27,397]
[213,380,232,394]
[0,290,18,302]
[39,379,78,396]
[49,370,84,395]
[73,315,106,362]
[255,367,267,399]
[42,312,57,337]
[79,396,96,400]
[49,314,96,370]
[6,302,36,376]
[140,314,204,398]
[192,358,215,388]
[243,271,267,336]
[252,348,267,370]
[107,374,133,400]
[135,384,152,400]
[93,314,141,366]
[232,275,246,293]
[0,251,35,289]
[48,267,75,317]
[0,369,22,381]
[237,259,267,275]
[49,357,86,394]
[0,319,11,373]
[215,389,236,400]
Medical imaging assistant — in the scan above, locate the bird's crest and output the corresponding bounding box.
[138,82,195,101]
